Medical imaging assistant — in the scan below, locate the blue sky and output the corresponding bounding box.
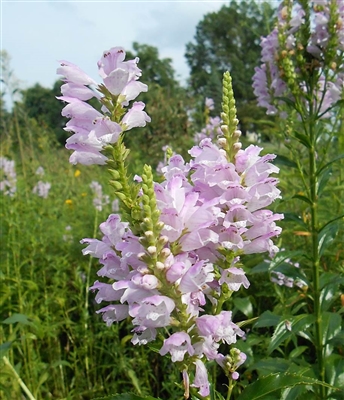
[1,0,228,105]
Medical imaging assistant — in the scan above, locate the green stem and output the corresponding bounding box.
[308,115,325,399]
[226,377,234,400]
[84,208,98,390]
[3,356,37,400]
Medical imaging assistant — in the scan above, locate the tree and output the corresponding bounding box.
[185,0,276,134]
[124,43,194,171]
[21,80,67,144]
[127,42,179,90]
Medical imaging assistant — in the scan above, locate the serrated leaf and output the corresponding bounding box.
[236,372,337,400]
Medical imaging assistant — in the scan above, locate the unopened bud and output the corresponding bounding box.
[280,6,288,19]
[156,261,165,270]
[158,235,169,245]
[157,221,165,229]
[218,137,227,147]
[145,230,154,238]
[221,125,229,134]
[233,130,242,138]
[138,252,146,261]
[331,62,337,71]
[147,246,157,255]
[161,248,171,258]
[233,142,242,151]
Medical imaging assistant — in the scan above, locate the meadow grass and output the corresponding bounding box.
[1,112,343,400]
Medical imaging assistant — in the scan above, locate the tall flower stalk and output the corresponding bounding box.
[253,1,343,398]
[57,47,283,399]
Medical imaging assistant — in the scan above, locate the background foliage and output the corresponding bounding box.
[1,1,343,399]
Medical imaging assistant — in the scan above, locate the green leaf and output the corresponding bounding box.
[249,261,270,274]
[322,312,341,352]
[293,131,311,148]
[325,355,344,394]
[319,215,344,236]
[236,372,337,400]
[92,394,161,400]
[275,96,297,109]
[0,342,12,358]
[316,154,344,177]
[289,346,308,360]
[267,251,304,272]
[318,222,339,257]
[292,194,312,206]
[268,314,314,354]
[317,167,332,195]
[254,311,281,328]
[320,280,343,311]
[233,297,253,318]
[274,155,298,169]
[282,212,308,229]
[1,313,33,325]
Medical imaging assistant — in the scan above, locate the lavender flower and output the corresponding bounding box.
[32,181,51,199]
[57,47,150,165]
[253,0,344,119]
[89,181,110,211]
[0,157,17,196]
[60,47,284,398]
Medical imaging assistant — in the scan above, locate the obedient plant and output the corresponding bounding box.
[57,47,283,399]
[253,1,343,399]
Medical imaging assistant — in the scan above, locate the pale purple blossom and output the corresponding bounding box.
[89,181,110,211]
[159,332,195,362]
[32,181,51,198]
[191,359,210,397]
[57,47,149,165]
[0,157,17,196]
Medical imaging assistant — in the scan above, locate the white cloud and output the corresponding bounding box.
[1,0,227,105]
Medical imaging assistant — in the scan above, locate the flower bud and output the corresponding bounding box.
[147,246,157,255]
[156,261,165,270]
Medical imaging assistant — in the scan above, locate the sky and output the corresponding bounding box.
[1,0,228,106]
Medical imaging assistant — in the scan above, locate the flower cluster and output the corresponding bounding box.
[57,47,150,165]
[83,141,282,396]
[58,48,283,398]
[32,181,51,199]
[89,181,110,211]
[253,0,344,117]
[0,157,17,197]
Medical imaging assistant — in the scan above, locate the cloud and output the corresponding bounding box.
[1,0,227,98]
